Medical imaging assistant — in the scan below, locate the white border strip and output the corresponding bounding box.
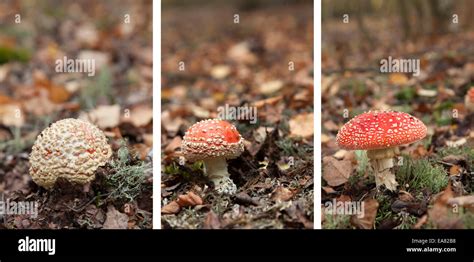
[153,0,161,229]
[314,0,322,230]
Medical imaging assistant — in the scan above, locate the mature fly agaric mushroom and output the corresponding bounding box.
[336,111,427,191]
[29,118,112,189]
[465,87,474,112]
[182,119,244,195]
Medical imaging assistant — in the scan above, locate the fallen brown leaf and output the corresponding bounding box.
[323,120,339,132]
[322,186,336,194]
[103,205,129,229]
[442,155,466,165]
[260,80,284,95]
[388,73,408,85]
[322,156,353,187]
[289,112,314,138]
[234,192,259,206]
[203,211,222,229]
[398,190,415,202]
[23,89,58,116]
[176,191,203,207]
[428,184,464,229]
[0,94,13,104]
[447,195,474,210]
[350,199,379,229]
[271,186,294,202]
[48,85,71,104]
[413,215,428,229]
[133,143,151,160]
[164,136,182,154]
[210,65,231,80]
[161,111,183,136]
[80,105,121,129]
[253,95,283,108]
[123,104,153,127]
[161,201,180,214]
[449,165,461,176]
[143,133,153,147]
[227,41,257,64]
[0,104,24,127]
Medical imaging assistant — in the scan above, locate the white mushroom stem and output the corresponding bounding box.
[203,157,237,195]
[367,147,400,191]
[203,157,229,181]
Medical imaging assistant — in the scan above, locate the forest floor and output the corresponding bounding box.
[161,3,314,229]
[0,1,153,229]
[322,17,474,229]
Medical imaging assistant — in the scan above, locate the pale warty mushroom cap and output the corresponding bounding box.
[181,119,244,162]
[29,118,112,189]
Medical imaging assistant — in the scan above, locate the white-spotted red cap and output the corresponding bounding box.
[336,111,427,150]
[182,119,244,162]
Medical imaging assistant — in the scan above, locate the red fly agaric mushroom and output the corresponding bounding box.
[181,119,244,195]
[29,118,112,189]
[465,87,474,112]
[336,110,427,191]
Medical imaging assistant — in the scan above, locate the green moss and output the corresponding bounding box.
[436,146,474,166]
[462,211,474,229]
[0,127,22,153]
[276,138,297,156]
[436,146,474,192]
[0,46,30,64]
[375,194,393,227]
[422,135,432,149]
[397,157,448,193]
[164,159,205,182]
[355,150,368,176]
[350,108,366,118]
[80,67,114,109]
[347,79,367,98]
[348,150,373,187]
[107,141,150,203]
[323,214,352,229]
[163,162,183,176]
[0,127,36,154]
[348,172,361,187]
[431,101,454,126]
[434,101,454,112]
[396,214,418,229]
[396,87,416,101]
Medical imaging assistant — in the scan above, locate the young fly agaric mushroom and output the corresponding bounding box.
[336,110,427,191]
[181,119,244,195]
[465,87,474,112]
[29,118,112,189]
